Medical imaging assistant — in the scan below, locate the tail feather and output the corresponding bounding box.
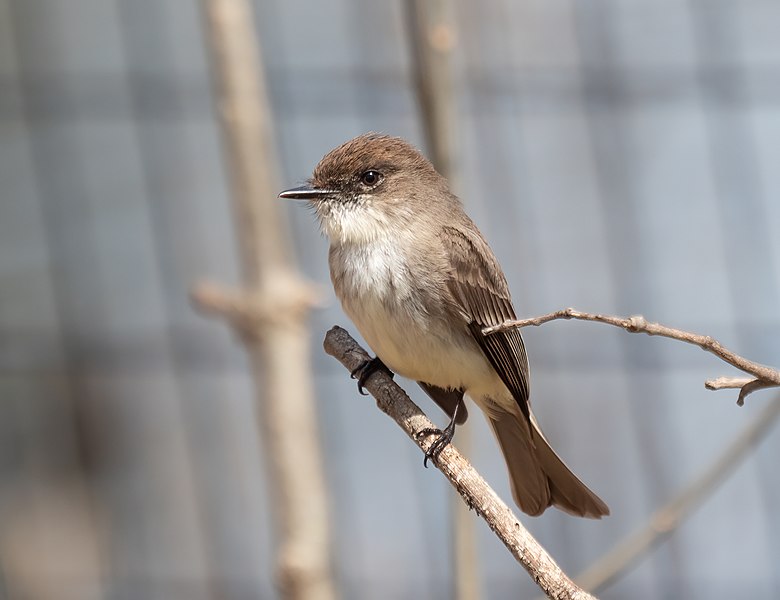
[490,415,550,516]
[489,409,609,519]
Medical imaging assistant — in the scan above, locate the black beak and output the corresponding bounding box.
[278,184,335,200]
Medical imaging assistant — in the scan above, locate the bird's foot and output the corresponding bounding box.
[415,418,457,468]
[350,356,394,395]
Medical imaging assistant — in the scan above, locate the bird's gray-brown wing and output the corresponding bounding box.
[439,224,530,418]
[439,224,609,518]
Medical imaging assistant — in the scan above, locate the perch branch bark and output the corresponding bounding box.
[323,326,597,600]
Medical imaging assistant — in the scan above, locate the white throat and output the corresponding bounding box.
[316,196,400,245]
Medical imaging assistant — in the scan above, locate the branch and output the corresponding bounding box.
[574,393,780,593]
[323,326,596,600]
[484,308,780,406]
[191,278,321,339]
[201,0,335,597]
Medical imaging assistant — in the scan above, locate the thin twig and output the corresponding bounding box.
[704,376,756,391]
[484,308,780,406]
[323,326,597,600]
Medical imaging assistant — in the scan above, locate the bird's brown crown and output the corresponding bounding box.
[310,133,440,193]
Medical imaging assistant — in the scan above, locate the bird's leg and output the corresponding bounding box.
[350,356,394,395]
[415,399,463,467]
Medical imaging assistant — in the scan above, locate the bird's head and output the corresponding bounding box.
[279,133,450,244]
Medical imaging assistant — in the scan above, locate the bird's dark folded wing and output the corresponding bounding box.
[417,382,468,424]
[440,224,530,419]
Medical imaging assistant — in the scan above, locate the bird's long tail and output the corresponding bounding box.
[489,408,609,518]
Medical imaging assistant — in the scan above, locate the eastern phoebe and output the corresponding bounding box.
[280,133,608,518]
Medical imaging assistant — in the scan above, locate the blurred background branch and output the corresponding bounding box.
[196,1,334,598]
[576,393,780,594]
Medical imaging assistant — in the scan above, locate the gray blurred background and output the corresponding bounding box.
[2,0,780,599]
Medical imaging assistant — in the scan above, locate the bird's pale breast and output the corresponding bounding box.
[329,237,499,394]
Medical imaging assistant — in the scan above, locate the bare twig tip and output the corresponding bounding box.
[480,307,780,406]
[735,379,775,407]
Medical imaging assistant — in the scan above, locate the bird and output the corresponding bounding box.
[279,133,609,518]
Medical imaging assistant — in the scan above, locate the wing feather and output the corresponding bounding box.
[440,225,531,418]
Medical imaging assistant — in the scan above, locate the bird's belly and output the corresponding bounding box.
[331,238,500,394]
[342,293,495,392]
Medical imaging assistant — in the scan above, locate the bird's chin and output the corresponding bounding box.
[314,197,389,245]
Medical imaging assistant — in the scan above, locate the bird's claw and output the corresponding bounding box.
[350,357,394,395]
[415,422,456,468]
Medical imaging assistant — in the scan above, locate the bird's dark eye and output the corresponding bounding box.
[360,170,383,187]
